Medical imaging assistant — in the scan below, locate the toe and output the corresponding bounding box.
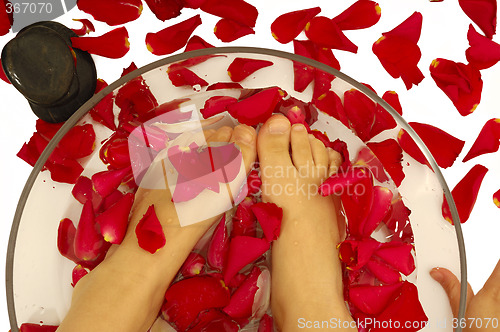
[207,126,233,144]
[309,134,329,170]
[257,115,293,169]
[290,124,313,171]
[230,124,257,173]
[327,147,343,177]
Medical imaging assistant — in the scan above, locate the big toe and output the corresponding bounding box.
[230,124,257,173]
[257,115,293,170]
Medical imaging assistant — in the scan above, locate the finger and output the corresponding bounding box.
[481,259,500,300]
[430,267,474,318]
[203,129,216,141]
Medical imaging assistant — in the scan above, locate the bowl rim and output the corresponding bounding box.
[6,46,467,331]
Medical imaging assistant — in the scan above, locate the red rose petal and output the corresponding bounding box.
[186,309,239,332]
[71,176,103,211]
[91,166,132,197]
[19,323,59,332]
[0,1,11,36]
[17,132,49,167]
[366,140,405,186]
[276,96,318,127]
[314,91,349,127]
[366,257,402,284]
[258,314,273,332]
[429,58,483,116]
[214,18,255,42]
[208,215,230,271]
[375,241,415,276]
[315,47,341,70]
[466,25,500,70]
[372,281,428,332]
[493,188,500,208]
[349,282,403,315]
[224,236,269,283]
[96,193,134,244]
[135,204,166,254]
[56,124,96,160]
[384,11,422,43]
[459,0,497,39]
[361,186,393,236]
[71,18,95,36]
[292,40,316,93]
[77,0,142,25]
[232,197,257,238]
[100,134,131,169]
[227,58,273,82]
[58,218,78,263]
[355,146,389,183]
[144,0,183,21]
[168,65,208,87]
[343,89,376,142]
[383,194,414,244]
[182,0,206,9]
[246,169,262,195]
[71,264,89,287]
[223,266,261,320]
[0,58,11,83]
[146,15,202,55]
[305,16,358,53]
[463,118,500,162]
[35,119,63,141]
[180,252,206,277]
[251,202,283,243]
[397,128,428,167]
[442,164,488,224]
[71,27,130,59]
[333,0,382,31]
[270,7,321,44]
[121,62,138,77]
[89,79,116,130]
[45,157,84,184]
[338,237,382,270]
[116,75,158,121]
[313,70,335,102]
[382,90,403,115]
[74,201,106,262]
[201,96,238,119]
[185,35,215,51]
[162,275,230,331]
[207,82,244,91]
[319,166,372,197]
[227,86,284,126]
[200,0,258,27]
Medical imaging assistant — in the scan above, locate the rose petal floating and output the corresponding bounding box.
[214,18,255,42]
[313,70,335,102]
[89,79,116,130]
[251,202,282,243]
[185,35,214,51]
[58,218,78,263]
[442,164,488,224]
[292,40,316,92]
[77,0,143,25]
[343,89,376,142]
[466,25,500,70]
[162,275,230,331]
[200,96,238,119]
[271,7,321,44]
[361,186,393,235]
[19,323,59,332]
[115,76,158,121]
[227,86,284,126]
[463,118,500,162]
[366,140,405,186]
[349,282,403,315]
[355,146,389,183]
[92,166,131,197]
[74,201,106,262]
[135,204,166,254]
[180,252,206,277]
[366,257,401,284]
[0,1,11,36]
[319,166,372,197]
[372,281,428,332]
[258,314,273,332]
[338,237,382,270]
[17,132,49,167]
[71,264,88,287]
[429,58,483,116]
[71,19,95,36]
[314,91,349,127]
[207,82,243,91]
[72,176,103,211]
[232,197,257,237]
[71,27,130,59]
[96,193,134,244]
[383,194,414,244]
[458,0,497,39]
[200,0,258,27]
[223,266,261,321]
[305,16,358,53]
[144,0,182,21]
[45,157,84,184]
[224,236,269,283]
[276,96,318,127]
[168,65,208,87]
[376,241,415,276]
[100,134,131,169]
[493,189,500,208]
[186,308,239,332]
[146,15,202,55]
[208,215,230,271]
[56,124,96,160]
[227,58,273,82]
[332,0,381,30]
[246,169,262,195]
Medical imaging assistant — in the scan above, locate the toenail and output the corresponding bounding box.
[268,117,290,134]
[292,124,306,131]
[236,127,254,144]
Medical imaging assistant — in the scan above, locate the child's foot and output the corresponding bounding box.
[257,115,354,331]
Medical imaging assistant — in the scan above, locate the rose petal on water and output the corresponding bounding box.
[180,251,207,277]
[375,241,415,276]
[92,166,132,197]
[71,264,89,287]
[223,236,269,283]
[227,57,273,82]
[96,193,134,244]
[168,65,208,87]
[56,124,96,160]
[74,201,106,262]
[251,202,283,242]
[227,86,284,126]
[135,204,166,254]
[90,79,116,130]
[349,282,403,315]
[208,215,230,271]
[223,266,261,322]
[366,140,404,186]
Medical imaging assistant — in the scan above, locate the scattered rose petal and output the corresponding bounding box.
[361,186,394,236]
[227,58,273,82]
[200,0,258,27]
[375,241,415,276]
[271,7,321,44]
[185,35,214,51]
[77,0,143,25]
[442,164,488,224]
[466,25,500,70]
[313,70,335,102]
[223,266,261,322]
[180,252,206,277]
[90,79,116,130]
[122,62,138,77]
[0,1,11,36]
[227,86,284,126]
[146,15,202,55]
[201,96,238,118]
[458,0,497,39]
[92,166,131,197]
[314,91,349,127]
[71,176,103,211]
[292,39,316,92]
[463,118,500,162]
[493,189,500,208]
[71,27,130,59]
[56,124,96,160]
[232,197,257,237]
[115,75,158,121]
[343,89,376,142]
[71,264,89,287]
[349,282,403,315]
[366,257,401,284]
[332,0,381,30]
[57,218,78,263]
[135,204,166,253]
[366,140,405,186]
[17,132,49,167]
[382,90,403,115]
[168,65,208,87]
[162,275,230,331]
[251,202,282,242]
[224,236,269,283]
[144,0,182,21]
[305,16,358,53]
[208,215,230,271]
[100,134,131,169]
[338,237,382,270]
[45,157,84,184]
[74,201,106,262]
[71,18,95,36]
[214,18,255,42]
[429,58,483,116]
[96,193,134,244]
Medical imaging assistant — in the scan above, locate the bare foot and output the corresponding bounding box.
[257,115,354,331]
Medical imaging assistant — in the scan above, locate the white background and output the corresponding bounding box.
[0,0,499,330]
